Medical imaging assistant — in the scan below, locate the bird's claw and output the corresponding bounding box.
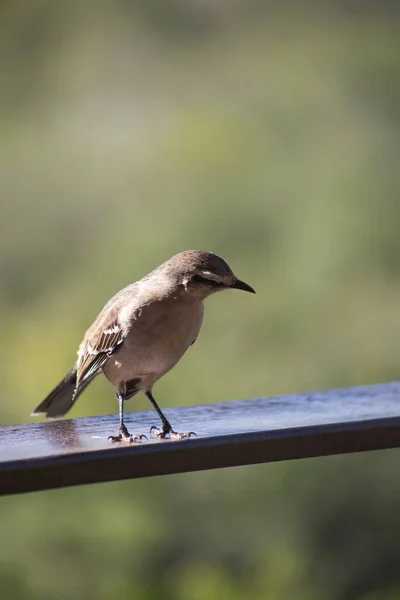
[150,425,196,440]
[108,428,147,444]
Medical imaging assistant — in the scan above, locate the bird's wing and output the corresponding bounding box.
[76,311,124,390]
[75,284,140,392]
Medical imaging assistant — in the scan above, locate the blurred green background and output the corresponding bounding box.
[1,1,400,598]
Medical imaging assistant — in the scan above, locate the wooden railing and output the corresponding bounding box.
[1,382,399,496]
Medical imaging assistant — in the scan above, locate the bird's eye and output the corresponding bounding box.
[191,274,220,288]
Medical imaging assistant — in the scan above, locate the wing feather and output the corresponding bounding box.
[75,315,124,392]
[74,282,141,395]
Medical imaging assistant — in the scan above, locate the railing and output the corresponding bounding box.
[1,382,399,496]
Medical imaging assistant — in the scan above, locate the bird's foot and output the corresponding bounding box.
[150,425,196,440]
[108,425,147,444]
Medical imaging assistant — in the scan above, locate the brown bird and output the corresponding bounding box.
[32,250,255,442]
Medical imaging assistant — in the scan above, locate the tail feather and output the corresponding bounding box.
[32,368,89,418]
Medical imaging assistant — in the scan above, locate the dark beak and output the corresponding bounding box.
[230,278,256,294]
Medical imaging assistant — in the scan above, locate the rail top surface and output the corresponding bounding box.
[0,382,399,496]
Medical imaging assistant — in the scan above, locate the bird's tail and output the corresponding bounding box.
[32,368,88,418]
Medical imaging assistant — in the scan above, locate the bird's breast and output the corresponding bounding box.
[104,299,204,384]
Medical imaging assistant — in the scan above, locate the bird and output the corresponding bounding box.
[32,250,255,443]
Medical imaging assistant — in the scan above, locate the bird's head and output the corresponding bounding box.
[160,250,256,300]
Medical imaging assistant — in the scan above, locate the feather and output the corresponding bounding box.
[75,315,124,392]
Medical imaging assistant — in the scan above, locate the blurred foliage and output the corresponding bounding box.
[0,1,400,599]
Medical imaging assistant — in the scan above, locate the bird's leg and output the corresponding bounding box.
[108,393,147,443]
[146,391,196,439]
